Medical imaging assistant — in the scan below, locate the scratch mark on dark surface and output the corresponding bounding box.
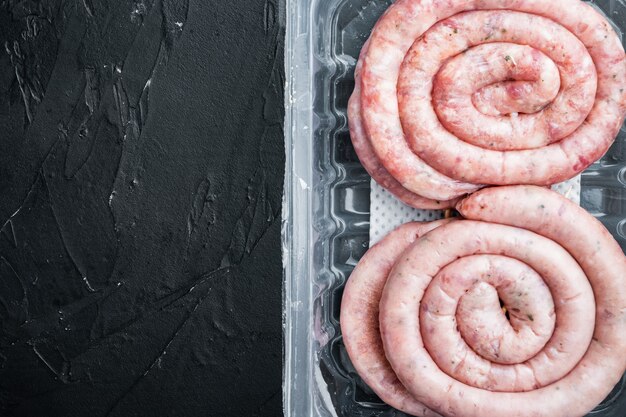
[0,255,28,326]
[187,176,216,245]
[1,171,42,233]
[86,267,226,347]
[5,40,32,124]
[31,345,59,377]
[18,280,122,337]
[0,218,18,247]
[81,0,95,18]
[0,254,26,294]
[82,276,96,292]
[138,78,151,127]
[263,0,277,34]
[30,343,70,384]
[83,67,99,113]
[4,38,46,127]
[153,267,229,312]
[220,183,275,268]
[220,126,283,268]
[104,269,230,417]
[263,41,285,124]
[60,67,98,178]
[112,76,130,139]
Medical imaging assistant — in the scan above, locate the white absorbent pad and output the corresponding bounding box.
[369,177,581,245]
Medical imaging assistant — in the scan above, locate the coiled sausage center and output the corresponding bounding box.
[399,11,596,153]
[426,255,555,367]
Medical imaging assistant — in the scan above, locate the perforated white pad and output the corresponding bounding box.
[369,177,581,245]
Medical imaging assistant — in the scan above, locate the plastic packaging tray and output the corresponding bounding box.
[283,1,626,416]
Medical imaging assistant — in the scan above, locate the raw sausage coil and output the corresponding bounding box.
[349,41,459,209]
[341,186,626,417]
[349,0,626,205]
[340,220,451,416]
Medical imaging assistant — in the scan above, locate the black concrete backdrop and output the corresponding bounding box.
[0,0,284,415]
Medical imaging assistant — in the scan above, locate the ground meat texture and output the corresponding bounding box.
[349,41,462,209]
[340,220,452,417]
[375,186,626,417]
[350,0,626,201]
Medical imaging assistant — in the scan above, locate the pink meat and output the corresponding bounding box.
[421,250,594,392]
[340,220,451,417]
[428,40,570,150]
[469,48,560,118]
[375,186,626,417]
[348,40,459,209]
[355,0,625,191]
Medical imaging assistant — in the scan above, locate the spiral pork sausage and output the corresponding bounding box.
[349,42,458,209]
[350,0,626,203]
[375,186,626,417]
[340,220,451,417]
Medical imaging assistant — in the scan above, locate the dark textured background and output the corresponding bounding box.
[0,0,284,415]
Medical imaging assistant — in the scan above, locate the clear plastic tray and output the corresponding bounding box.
[283,1,626,416]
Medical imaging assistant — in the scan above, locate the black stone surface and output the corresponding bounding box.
[0,0,284,416]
